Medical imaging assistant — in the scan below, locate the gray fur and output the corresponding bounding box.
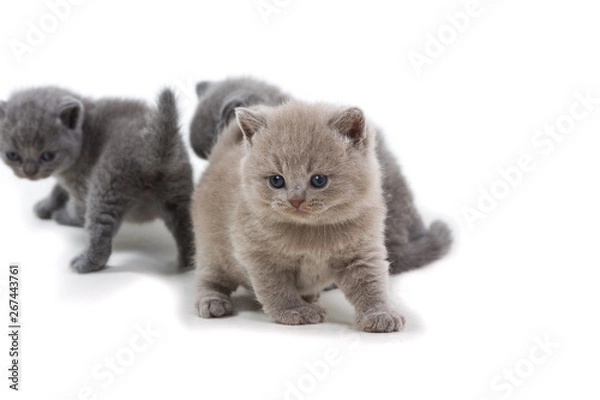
[189,77,289,159]
[189,77,452,275]
[376,135,452,273]
[0,87,195,273]
[0,101,7,119]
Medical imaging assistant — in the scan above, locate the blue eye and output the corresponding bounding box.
[269,175,285,189]
[40,152,55,162]
[310,174,328,188]
[6,152,21,162]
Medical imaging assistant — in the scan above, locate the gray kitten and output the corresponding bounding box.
[0,87,194,273]
[193,102,405,332]
[189,77,452,275]
[190,77,289,159]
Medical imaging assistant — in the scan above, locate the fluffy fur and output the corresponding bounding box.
[189,78,452,275]
[190,77,289,159]
[0,87,195,272]
[193,102,409,332]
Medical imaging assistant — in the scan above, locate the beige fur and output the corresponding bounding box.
[192,101,404,332]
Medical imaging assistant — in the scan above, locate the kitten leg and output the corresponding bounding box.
[52,200,85,227]
[250,266,326,325]
[71,184,129,273]
[34,184,69,219]
[335,257,405,333]
[196,268,238,318]
[160,197,195,272]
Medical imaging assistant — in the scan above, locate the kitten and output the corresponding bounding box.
[190,77,289,159]
[193,101,412,332]
[190,78,452,275]
[0,87,195,273]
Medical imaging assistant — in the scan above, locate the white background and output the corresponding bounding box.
[1,0,599,399]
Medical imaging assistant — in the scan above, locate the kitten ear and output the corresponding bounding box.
[0,100,6,120]
[58,97,84,130]
[235,108,267,143]
[196,81,212,98]
[329,107,366,145]
[221,98,246,125]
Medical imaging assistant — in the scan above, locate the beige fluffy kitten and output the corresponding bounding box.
[192,101,404,332]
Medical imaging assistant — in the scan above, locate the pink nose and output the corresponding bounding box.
[289,199,304,209]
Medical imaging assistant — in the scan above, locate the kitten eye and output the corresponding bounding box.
[310,174,328,188]
[6,152,21,163]
[40,152,55,162]
[269,175,285,189]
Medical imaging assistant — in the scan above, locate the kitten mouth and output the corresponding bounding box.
[25,175,45,181]
[287,208,308,216]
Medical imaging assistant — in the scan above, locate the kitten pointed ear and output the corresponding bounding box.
[329,107,366,145]
[196,81,212,98]
[0,101,6,119]
[221,98,246,124]
[236,108,267,143]
[58,97,84,130]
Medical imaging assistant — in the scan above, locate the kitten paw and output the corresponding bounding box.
[70,253,106,273]
[34,200,53,220]
[271,304,326,325]
[52,208,84,227]
[196,295,234,318]
[357,310,405,333]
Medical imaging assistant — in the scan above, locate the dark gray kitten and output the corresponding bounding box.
[0,87,194,273]
[189,77,452,274]
[190,77,289,159]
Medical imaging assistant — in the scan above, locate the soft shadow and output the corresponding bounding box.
[57,218,426,339]
[111,222,175,256]
[62,220,184,276]
[180,281,423,341]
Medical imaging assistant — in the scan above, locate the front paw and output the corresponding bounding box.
[34,200,53,220]
[357,310,405,333]
[196,294,234,318]
[270,304,326,325]
[70,252,106,273]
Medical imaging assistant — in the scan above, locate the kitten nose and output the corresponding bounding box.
[289,198,304,209]
[23,161,39,177]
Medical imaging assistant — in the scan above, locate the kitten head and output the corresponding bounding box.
[190,80,242,159]
[0,87,84,181]
[190,78,289,159]
[236,102,382,225]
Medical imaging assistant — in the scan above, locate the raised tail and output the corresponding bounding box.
[388,220,453,275]
[152,88,181,161]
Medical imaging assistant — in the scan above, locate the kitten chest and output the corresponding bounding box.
[296,255,333,294]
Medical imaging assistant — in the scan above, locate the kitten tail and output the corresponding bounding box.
[388,220,453,275]
[152,88,181,160]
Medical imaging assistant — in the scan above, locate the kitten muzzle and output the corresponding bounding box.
[23,161,39,178]
[289,198,304,210]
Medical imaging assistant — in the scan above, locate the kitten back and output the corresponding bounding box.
[388,220,453,274]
